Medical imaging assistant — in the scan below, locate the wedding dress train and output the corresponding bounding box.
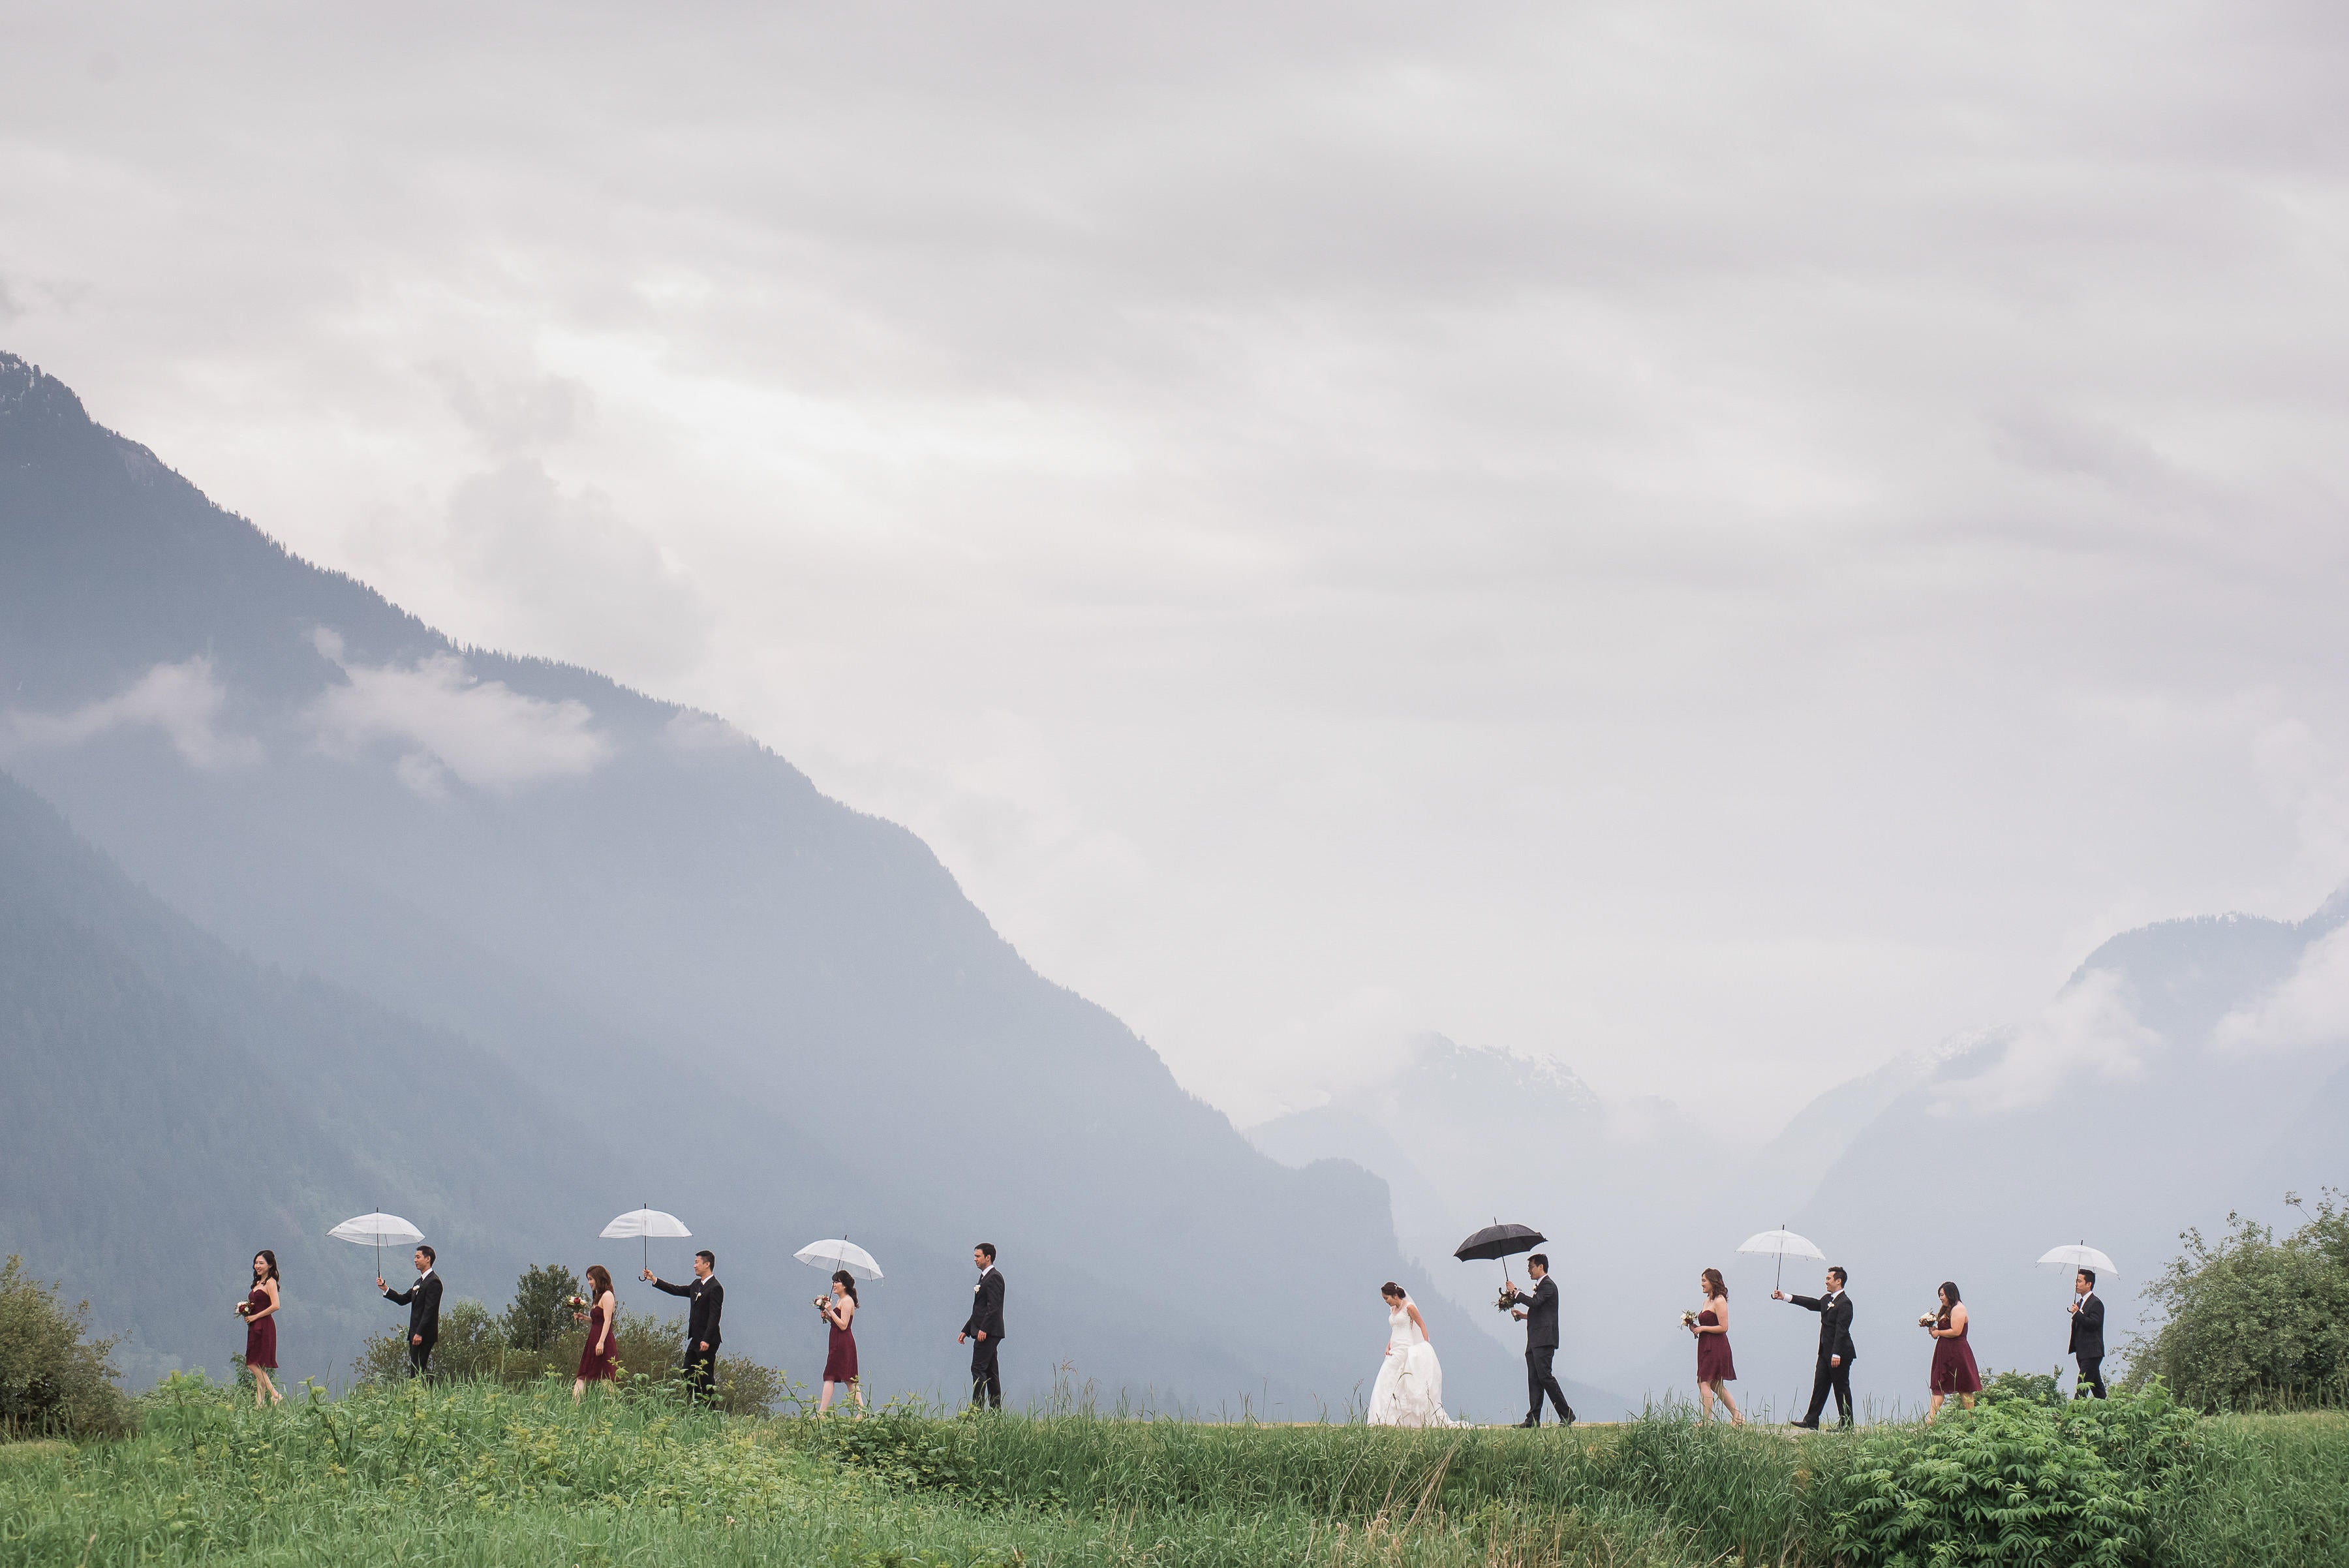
[1367,1297,1462,1427]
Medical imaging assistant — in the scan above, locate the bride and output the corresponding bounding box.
[1368,1282,1462,1427]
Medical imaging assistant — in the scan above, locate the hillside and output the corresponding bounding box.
[0,771,613,1385]
[0,350,1516,1415]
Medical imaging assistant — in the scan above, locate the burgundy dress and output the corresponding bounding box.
[822,1306,859,1383]
[242,1286,277,1370]
[1929,1311,1982,1395]
[576,1302,620,1382]
[1694,1308,1735,1383]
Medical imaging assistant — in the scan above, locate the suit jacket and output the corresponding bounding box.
[2068,1293,2105,1359]
[1789,1290,1856,1362]
[652,1275,724,1349]
[1512,1276,1560,1350]
[962,1268,1007,1342]
[384,1271,443,1345]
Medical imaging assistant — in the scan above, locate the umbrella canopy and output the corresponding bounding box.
[1736,1225,1826,1290]
[328,1211,425,1279]
[600,1207,693,1240]
[795,1240,883,1280]
[602,1205,692,1274]
[1735,1228,1825,1262]
[2036,1242,2117,1276]
[1454,1223,1547,1263]
[329,1212,425,1249]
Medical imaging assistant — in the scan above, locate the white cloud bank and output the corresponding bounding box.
[309,630,613,796]
[2213,924,2349,1055]
[1,658,258,770]
[1935,968,2159,1116]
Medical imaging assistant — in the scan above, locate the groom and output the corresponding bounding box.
[1505,1254,1575,1427]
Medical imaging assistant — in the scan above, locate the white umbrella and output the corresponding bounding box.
[795,1238,883,1281]
[2036,1242,2117,1276]
[1736,1225,1826,1292]
[328,1210,425,1278]
[601,1205,692,1275]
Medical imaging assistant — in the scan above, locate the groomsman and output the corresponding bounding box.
[2068,1268,2107,1399]
[958,1242,1006,1409]
[1505,1254,1575,1427]
[645,1250,724,1404]
[1775,1266,1856,1428]
[378,1246,442,1378]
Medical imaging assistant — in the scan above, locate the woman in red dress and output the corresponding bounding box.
[235,1250,283,1407]
[1687,1267,1742,1424]
[573,1265,620,1401]
[1925,1280,1981,1421]
[818,1270,863,1412]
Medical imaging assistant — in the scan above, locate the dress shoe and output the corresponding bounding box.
[1516,1416,1540,1428]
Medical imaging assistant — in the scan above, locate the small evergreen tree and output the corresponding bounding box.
[499,1263,583,1354]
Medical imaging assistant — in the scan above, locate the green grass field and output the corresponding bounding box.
[1,1377,2342,1567]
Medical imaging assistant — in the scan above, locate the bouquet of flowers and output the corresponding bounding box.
[1680,1309,1699,1329]
[1917,1310,1939,1329]
[1495,1284,1520,1314]
[565,1295,588,1313]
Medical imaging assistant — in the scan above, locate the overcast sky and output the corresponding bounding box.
[7,2,2348,1126]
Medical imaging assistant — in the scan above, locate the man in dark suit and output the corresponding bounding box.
[645,1250,723,1404]
[2068,1268,2107,1399]
[1775,1266,1856,1428]
[378,1245,442,1378]
[1504,1253,1576,1427]
[958,1242,1006,1409]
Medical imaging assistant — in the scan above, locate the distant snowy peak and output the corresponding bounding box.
[1398,1032,1606,1117]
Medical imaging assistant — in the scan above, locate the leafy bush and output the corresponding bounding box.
[497,1263,581,1353]
[1826,1398,2145,1566]
[2128,1191,2349,1411]
[1976,1366,2065,1408]
[0,1255,135,1440]
[1820,1387,2195,1567]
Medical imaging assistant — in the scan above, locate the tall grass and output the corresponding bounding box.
[0,1374,2339,1566]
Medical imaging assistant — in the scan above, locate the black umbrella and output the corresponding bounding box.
[1454,1222,1547,1263]
[1456,1221,1548,1304]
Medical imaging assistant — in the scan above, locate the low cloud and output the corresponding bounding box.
[2,657,259,769]
[1934,968,2158,1116]
[2212,925,2349,1054]
[309,630,614,795]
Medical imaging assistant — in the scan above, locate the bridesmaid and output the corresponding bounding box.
[573,1265,620,1401]
[1687,1267,1742,1424]
[1925,1280,1981,1421]
[818,1270,863,1412]
[236,1250,283,1406]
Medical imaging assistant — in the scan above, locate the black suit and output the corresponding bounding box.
[1509,1276,1574,1424]
[1787,1289,1856,1427]
[651,1274,724,1402]
[383,1270,443,1377]
[2068,1293,2107,1399]
[962,1267,1006,1408]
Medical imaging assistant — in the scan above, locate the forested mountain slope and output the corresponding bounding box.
[0,351,1511,1414]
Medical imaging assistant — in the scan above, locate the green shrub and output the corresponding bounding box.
[1976,1366,2065,1408]
[497,1262,582,1353]
[1821,1390,2194,1567]
[2128,1191,2349,1412]
[0,1255,135,1441]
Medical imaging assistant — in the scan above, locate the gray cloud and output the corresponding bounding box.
[5,2,2348,1121]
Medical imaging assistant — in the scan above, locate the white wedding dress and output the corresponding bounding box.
[1367,1297,1462,1427]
